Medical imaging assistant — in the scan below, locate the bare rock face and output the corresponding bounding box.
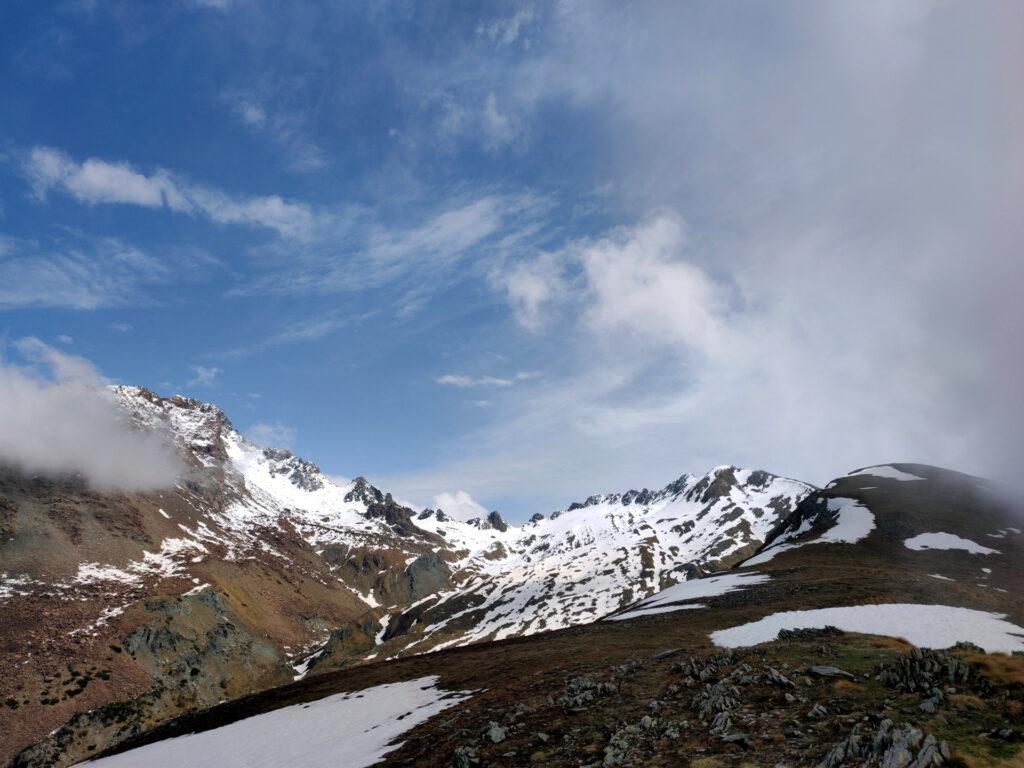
[123,591,292,707]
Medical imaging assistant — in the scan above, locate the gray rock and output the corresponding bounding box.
[811,665,855,680]
[808,703,829,720]
[486,721,508,743]
[765,666,797,689]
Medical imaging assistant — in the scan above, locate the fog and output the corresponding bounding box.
[0,338,183,491]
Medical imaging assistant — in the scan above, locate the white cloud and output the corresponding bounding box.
[188,0,234,10]
[482,93,519,149]
[245,421,297,450]
[494,251,567,332]
[385,2,1024,507]
[55,335,73,344]
[479,7,535,47]
[226,95,326,173]
[23,146,314,239]
[188,366,222,387]
[0,233,167,310]
[436,372,535,388]
[235,100,266,127]
[0,338,183,490]
[431,490,487,522]
[578,214,729,356]
[230,193,544,300]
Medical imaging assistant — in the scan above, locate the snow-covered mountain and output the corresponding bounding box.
[0,387,810,762]
[4,389,1023,768]
[109,386,813,664]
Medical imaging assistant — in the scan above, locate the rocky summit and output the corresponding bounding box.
[1,389,1023,767]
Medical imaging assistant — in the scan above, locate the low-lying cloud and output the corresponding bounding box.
[0,339,183,490]
[432,490,488,522]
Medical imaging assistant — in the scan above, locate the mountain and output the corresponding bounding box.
[0,387,813,765]
[16,458,1022,768]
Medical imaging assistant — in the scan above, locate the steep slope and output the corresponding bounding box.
[26,463,1021,768]
[0,387,811,764]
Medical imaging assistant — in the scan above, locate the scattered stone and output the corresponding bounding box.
[777,626,844,641]
[452,745,480,767]
[651,648,680,661]
[693,679,739,719]
[810,666,855,680]
[875,649,984,696]
[808,703,829,720]
[819,719,950,768]
[721,732,749,746]
[485,721,508,743]
[765,667,798,689]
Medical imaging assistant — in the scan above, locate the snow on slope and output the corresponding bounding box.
[710,604,1024,653]
[607,572,771,622]
[904,532,1000,555]
[744,497,874,566]
[389,468,813,652]
[848,465,926,482]
[76,676,471,768]
[57,388,810,660]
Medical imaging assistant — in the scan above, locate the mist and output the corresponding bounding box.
[0,338,184,491]
[384,0,1024,513]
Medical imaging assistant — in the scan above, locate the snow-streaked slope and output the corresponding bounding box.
[63,388,811,661]
[744,497,874,565]
[710,604,1024,653]
[606,572,771,622]
[76,676,471,768]
[385,467,813,652]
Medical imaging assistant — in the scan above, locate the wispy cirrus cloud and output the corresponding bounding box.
[0,232,167,310]
[187,365,222,387]
[230,192,548,299]
[245,421,297,450]
[436,371,536,388]
[218,312,363,359]
[226,93,326,173]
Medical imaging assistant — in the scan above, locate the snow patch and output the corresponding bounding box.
[711,604,1024,654]
[77,676,472,768]
[606,603,706,621]
[607,572,770,622]
[904,532,1000,555]
[745,497,874,565]
[849,465,925,482]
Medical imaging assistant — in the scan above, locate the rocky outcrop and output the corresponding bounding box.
[305,612,381,673]
[123,591,291,708]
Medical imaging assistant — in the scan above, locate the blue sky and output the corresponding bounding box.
[1,1,1021,520]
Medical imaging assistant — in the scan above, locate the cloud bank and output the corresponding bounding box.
[0,339,183,490]
[385,1,1024,511]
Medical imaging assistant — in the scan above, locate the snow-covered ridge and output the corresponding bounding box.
[96,388,817,656]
